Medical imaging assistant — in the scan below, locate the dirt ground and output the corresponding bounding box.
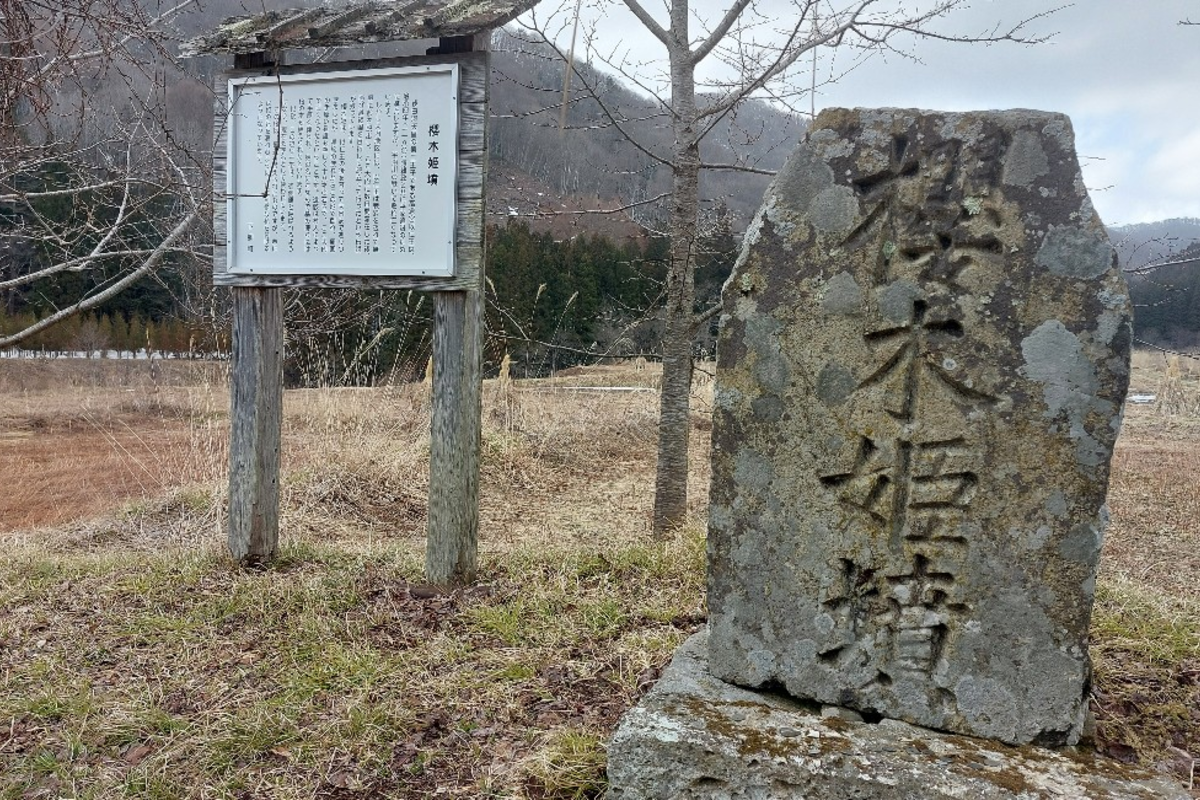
[0,359,227,532]
[2,355,1192,557]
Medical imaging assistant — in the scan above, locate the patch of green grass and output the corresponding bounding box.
[121,771,191,800]
[579,598,628,638]
[269,540,348,570]
[521,727,607,799]
[1093,577,1200,663]
[175,486,214,512]
[1090,575,1200,767]
[278,641,390,700]
[466,598,531,645]
[26,687,96,722]
[204,703,301,774]
[28,748,64,776]
[495,662,539,681]
[90,700,193,756]
[0,516,707,798]
[342,699,399,741]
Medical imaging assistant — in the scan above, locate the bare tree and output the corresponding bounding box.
[0,0,207,348]
[518,0,1053,536]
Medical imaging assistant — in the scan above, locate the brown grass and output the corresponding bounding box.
[1088,353,1200,789]
[0,360,227,533]
[0,353,1197,797]
[1104,352,1200,600]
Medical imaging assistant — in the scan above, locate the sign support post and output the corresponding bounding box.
[428,287,482,584]
[214,42,488,579]
[228,285,283,565]
[225,50,284,566]
[425,33,486,586]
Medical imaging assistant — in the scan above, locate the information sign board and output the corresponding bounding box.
[226,64,459,277]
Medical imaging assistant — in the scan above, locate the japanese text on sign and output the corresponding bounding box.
[226,64,458,277]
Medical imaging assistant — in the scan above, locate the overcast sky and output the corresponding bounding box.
[812,0,1200,227]
[525,0,1200,227]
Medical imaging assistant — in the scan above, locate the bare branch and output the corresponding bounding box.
[1125,254,1200,275]
[513,23,675,169]
[695,301,723,326]
[691,0,756,65]
[485,292,667,364]
[853,4,1061,47]
[700,163,777,176]
[0,179,161,204]
[31,0,199,83]
[1133,338,1200,360]
[504,191,673,220]
[619,0,670,46]
[693,2,871,137]
[0,209,200,348]
[0,0,212,349]
[0,244,195,291]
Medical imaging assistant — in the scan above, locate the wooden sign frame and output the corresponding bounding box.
[224,63,460,278]
[213,50,487,292]
[216,45,486,584]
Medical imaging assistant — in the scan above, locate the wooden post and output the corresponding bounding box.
[426,288,482,585]
[424,32,488,587]
[228,286,283,566]
[212,36,490,578]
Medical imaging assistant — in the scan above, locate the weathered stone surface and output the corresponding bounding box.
[707,108,1131,745]
[607,632,1187,799]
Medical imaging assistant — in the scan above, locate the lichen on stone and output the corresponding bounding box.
[708,107,1131,746]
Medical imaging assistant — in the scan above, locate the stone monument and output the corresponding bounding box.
[607,108,1188,798]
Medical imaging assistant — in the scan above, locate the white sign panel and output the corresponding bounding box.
[226,64,459,277]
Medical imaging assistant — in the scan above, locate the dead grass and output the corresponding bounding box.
[0,360,227,533]
[1104,352,1200,603]
[0,526,705,799]
[0,353,1197,796]
[1091,357,1200,787]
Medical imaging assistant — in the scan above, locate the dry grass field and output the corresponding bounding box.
[0,352,1196,798]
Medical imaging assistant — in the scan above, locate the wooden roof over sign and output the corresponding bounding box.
[180,0,540,57]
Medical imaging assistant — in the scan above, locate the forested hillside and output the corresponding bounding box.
[1110,218,1200,271]
[1,12,789,376]
[1109,219,1200,351]
[1124,243,1200,350]
[488,31,804,233]
[3,2,1196,374]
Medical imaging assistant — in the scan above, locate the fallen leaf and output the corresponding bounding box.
[123,742,152,765]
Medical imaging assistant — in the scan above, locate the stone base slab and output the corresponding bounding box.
[607,631,1187,799]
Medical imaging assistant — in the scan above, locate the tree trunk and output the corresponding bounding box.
[652,11,700,538]
[653,271,696,535]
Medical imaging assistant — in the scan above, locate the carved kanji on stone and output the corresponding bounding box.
[707,108,1131,745]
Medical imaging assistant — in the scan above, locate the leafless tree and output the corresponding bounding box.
[519,0,1056,537]
[0,0,208,348]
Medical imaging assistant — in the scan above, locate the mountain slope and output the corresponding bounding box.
[486,31,806,236]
